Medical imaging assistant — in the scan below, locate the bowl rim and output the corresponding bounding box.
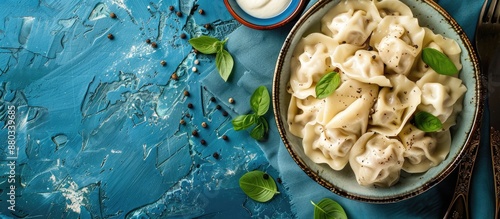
[223,0,309,30]
[272,0,483,203]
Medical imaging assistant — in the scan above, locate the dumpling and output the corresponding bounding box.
[321,0,381,46]
[398,124,451,173]
[349,132,405,187]
[287,95,324,138]
[290,33,339,99]
[303,123,357,170]
[409,27,462,81]
[319,78,379,136]
[334,45,391,87]
[375,0,414,17]
[369,74,421,136]
[416,71,467,129]
[370,16,425,75]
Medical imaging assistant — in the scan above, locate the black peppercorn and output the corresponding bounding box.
[222,111,228,117]
[145,39,151,44]
[109,12,117,18]
[171,73,178,80]
[198,9,204,15]
[200,139,206,145]
[176,11,182,17]
[210,97,216,102]
[107,33,114,40]
[204,23,212,29]
[183,90,190,96]
[213,152,219,159]
[180,33,186,39]
[151,42,158,48]
[222,135,228,141]
[169,6,174,11]
[187,103,193,108]
[192,130,198,137]
[215,105,221,110]
[160,60,166,66]
[263,174,269,179]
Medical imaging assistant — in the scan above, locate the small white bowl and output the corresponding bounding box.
[224,0,308,30]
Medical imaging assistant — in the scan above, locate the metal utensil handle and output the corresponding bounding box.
[490,127,500,218]
[444,128,481,219]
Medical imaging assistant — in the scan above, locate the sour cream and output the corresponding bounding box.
[236,0,292,19]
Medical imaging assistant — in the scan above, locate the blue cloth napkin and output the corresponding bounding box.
[203,0,491,218]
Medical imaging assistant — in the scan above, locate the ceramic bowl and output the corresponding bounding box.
[273,0,482,202]
[223,0,308,30]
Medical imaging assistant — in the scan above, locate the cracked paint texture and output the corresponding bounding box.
[0,0,293,218]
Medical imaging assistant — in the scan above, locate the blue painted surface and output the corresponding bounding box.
[0,0,293,218]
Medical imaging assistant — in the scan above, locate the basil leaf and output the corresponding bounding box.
[250,86,270,116]
[232,114,257,131]
[422,47,458,75]
[414,111,443,132]
[250,117,268,140]
[315,72,340,99]
[311,198,347,219]
[216,49,234,82]
[239,170,279,202]
[188,36,219,54]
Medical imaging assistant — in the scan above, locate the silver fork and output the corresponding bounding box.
[477,0,500,218]
[444,0,500,218]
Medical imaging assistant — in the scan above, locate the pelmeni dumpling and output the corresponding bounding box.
[409,27,463,81]
[398,124,451,173]
[303,123,358,170]
[320,78,379,136]
[290,33,339,98]
[288,96,324,138]
[375,0,413,17]
[349,132,405,187]
[369,74,421,136]
[334,45,391,87]
[370,16,425,75]
[321,0,381,46]
[416,71,467,129]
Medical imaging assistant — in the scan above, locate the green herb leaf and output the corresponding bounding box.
[216,49,234,82]
[250,86,270,116]
[311,198,347,219]
[414,111,443,132]
[239,170,279,202]
[250,117,268,140]
[188,36,219,54]
[422,47,459,75]
[315,72,341,99]
[232,114,257,131]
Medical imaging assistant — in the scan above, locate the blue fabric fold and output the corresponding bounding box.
[203,0,491,218]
